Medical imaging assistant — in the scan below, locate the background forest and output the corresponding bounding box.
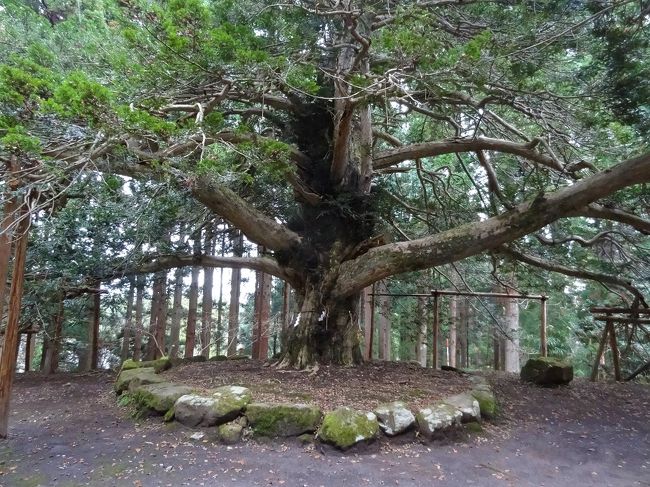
[0,0,649,380]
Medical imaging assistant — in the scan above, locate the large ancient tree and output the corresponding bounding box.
[1,0,649,367]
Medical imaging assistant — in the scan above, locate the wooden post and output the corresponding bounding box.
[540,296,548,357]
[608,320,621,381]
[590,322,610,382]
[0,202,30,438]
[432,290,439,369]
[90,283,101,369]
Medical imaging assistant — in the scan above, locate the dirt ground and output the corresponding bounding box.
[1,367,649,487]
[164,360,472,410]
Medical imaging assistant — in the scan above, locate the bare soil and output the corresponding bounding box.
[163,359,472,410]
[1,367,649,487]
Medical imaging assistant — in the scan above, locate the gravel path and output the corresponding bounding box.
[1,371,648,487]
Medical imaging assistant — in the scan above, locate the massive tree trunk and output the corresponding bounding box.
[252,253,272,361]
[42,290,64,375]
[503,286,520,373]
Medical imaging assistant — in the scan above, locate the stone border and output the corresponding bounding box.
[115,362,497,450]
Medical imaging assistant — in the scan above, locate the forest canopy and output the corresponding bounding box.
[0,0,649,370]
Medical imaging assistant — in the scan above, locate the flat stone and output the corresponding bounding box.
[373,402,416,436]
[173,386,251,427]
[416,403,462,439]
[443,393,481,423]
[131,382,193,413]
[189,432,206,441]
[246,403,322,437]
[318,408,379,450]
[114,367,163,394]
[521,357,573,386]
[121,357,172,374]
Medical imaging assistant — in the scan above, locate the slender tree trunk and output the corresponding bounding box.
[377,281,391,361]
[185,231,201,358]
[252,250,271,361]
[449,295,458,368]
[416,297,428,366]
[215,264,224,356]
[121,277,135,362]
[43,291,64,375]
[280,281,291,353]
[169,267,184,359]
[133,274,145,361]
[24,332,35,372]
[458,298,468,368]
[201,225,215,358]
[227,231,243,357]
[503,286,520,373]
[146,271,167,360]
[0,199,30,438]
[0,156,20,333]
[83,280,101,371]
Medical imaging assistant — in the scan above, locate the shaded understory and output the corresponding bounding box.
[1,370,649,487]
[164,360,472,410]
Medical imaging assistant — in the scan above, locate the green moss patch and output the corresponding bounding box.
[246,403,322,437]
[114,367,163,394]
[318,407,379,450]
[130,382,193,414]
[121,357,172,374]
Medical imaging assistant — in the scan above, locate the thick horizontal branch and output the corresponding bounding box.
[573,204,650,235]
[335,151,650,297]
[373,136,564,171]
[500,246,647,305]
[109,254,303,289]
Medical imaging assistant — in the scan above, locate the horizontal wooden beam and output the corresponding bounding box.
[590,307,650,315]
[593,316,650,324]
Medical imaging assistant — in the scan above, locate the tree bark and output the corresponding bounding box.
[83,280,101,371]
[133,274,145,361]
[184,234,201,358]
[146,271,167,360]
[362,286,374,361]
[0,155,20,332]
[415,297,428,366]
[169,267,184,359]
[201,224,215,358]
[252,251,272,361]
[503,286,520,373]
[227,231,243,357]
[121,277,135,362]
[0,200,30,438]
[42,291,64,375]
[377,281,391,361]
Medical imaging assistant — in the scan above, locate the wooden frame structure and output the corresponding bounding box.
[369,288,548,369]
[589,307,650,382]
[0,326,40,372]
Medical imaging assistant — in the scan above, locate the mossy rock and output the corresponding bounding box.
[470,387,497,419]
[415,403,462,439]
[170,356,207,366]
[318,407,379,450]
[245,403,322,437]
[209,355,228,362]
[442,393,481,423]
[114,367,162,394]
[521,357,573,386]
[130,382,193,414]
[373,401,416,436]
[173,387,250,427]
[217,421,244,444]
[121,357,172,374]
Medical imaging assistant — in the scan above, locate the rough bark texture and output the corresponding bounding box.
[42,292,64,375]
[0,201,29,438]
[378,281,391,361]
[169,267,184,359]
[133,274,145,361]
[227,232,243,357]
[184,232,201,358]
[503,287,520,373]
[201,225,215,358]
[252,257,272,361]
[121,278,135,361]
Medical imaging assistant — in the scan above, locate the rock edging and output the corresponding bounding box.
[114,363,497,450]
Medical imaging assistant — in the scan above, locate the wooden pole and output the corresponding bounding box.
[432,291,439,369]
[369,283,375,360]
[540,296,548,357]
[0,203,30,438]
[608,320,621,381]
[590,322,610,382]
